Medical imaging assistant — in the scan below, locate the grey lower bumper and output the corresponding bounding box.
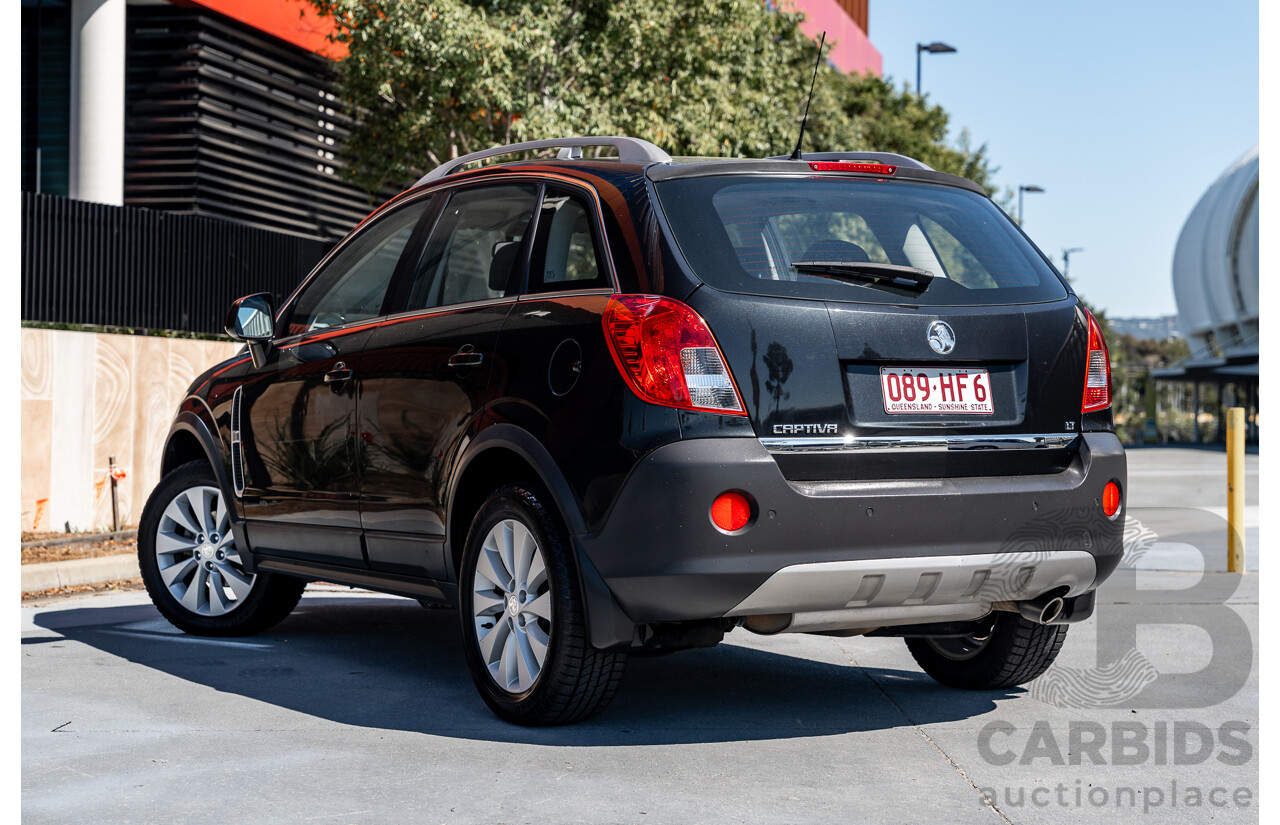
[725,549,1096,630]
[576,431,1126,626]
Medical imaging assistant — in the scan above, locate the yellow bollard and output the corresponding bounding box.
[1226,407,1245,573]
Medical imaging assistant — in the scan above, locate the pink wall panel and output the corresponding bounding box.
[787,0,883,76]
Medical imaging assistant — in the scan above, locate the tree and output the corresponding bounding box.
[833,71,998,193]
[763,341,793,416]
[307,0,996,195]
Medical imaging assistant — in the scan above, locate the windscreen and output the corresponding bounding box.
[654,176,1068,306]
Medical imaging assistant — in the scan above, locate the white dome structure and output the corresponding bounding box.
[1154,145,1258,443]
[1171,146,1259,362]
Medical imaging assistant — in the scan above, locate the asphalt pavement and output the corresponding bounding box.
[21,446,1260,824]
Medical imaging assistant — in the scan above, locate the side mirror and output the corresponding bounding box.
[225,293,276,367]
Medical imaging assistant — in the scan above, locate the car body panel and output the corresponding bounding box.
[358,302,513,578]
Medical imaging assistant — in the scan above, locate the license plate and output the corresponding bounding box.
[880,367,994,414]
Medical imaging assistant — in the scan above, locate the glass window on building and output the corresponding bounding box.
[22,0,72,196]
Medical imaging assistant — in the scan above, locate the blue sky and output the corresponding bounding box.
[872,1,1258,317]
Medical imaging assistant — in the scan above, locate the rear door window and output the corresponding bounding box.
[528,187,609,292]
[655,176,1067,306]
[404,184,539,311]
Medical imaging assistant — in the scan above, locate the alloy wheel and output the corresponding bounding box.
[153,485,255,616]
[470,518,553,693]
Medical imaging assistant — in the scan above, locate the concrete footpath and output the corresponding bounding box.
[21,554,140,592]
[21,446,1261,824]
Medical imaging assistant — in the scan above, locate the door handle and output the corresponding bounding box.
[448,345,484,369]
[324,362,353,383]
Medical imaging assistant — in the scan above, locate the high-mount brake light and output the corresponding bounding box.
[808,161,897,175]
[602,295,747,415]
[1081,309,1112,413]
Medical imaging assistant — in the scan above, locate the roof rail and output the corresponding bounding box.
[417,136,673,185]
[768,151,933,171]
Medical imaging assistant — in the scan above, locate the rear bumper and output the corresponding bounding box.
[576,431,1126,628]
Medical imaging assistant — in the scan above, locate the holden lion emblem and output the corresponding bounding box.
[926,321,956,354]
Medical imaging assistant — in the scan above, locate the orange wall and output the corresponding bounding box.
[184,1,876,75]
[184,0,347,57]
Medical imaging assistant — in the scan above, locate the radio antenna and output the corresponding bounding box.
[789,31,826,160]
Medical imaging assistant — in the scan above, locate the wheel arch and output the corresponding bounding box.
[446,424,586,580]
[163,411,232,491]
[159,410,251,569]
[162,425,211,478]
[446,424,636,649]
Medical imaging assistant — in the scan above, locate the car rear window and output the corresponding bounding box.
[653,176,1068,306]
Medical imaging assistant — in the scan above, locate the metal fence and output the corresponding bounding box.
[21,193,334,334]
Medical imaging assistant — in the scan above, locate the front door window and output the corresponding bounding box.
[288,200,430,335]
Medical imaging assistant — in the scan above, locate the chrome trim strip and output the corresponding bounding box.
[516,287,615,300]
[760,433,1078,454]
[378,295,519,325]
[230,386,245,497]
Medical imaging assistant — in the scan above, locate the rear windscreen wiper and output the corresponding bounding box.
[790,260,935,293]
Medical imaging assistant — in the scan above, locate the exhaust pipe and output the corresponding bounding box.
[994,592,1066,625]
[1019,592,1065,625]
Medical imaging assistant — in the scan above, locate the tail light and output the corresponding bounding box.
[1081,309,1112,413]
[602,295,746,415]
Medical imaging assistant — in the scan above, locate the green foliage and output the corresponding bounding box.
[834,72,997,193]
[1068,294,1204,444]
[306,0,997,194]
[1076,301,1194,444]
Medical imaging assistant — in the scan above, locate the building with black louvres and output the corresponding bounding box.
[21,0,880,334]
[25,0,386,243]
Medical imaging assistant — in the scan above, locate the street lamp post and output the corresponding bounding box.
[916,42,957,95]
[1062,247,1084,279]
[1018,185,1044,225]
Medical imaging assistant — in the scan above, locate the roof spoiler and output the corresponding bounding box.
[768,151,932,171]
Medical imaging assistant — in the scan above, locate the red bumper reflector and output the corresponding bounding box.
[808,161,897,175]
[711,492,752,532]
[1102,481,1121,518]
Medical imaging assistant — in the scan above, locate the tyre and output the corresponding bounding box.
[458,483,627,725]
[905,611,1068,690]
[138,460,306,637]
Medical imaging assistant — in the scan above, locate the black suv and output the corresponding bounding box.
[139,137,1126,725]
